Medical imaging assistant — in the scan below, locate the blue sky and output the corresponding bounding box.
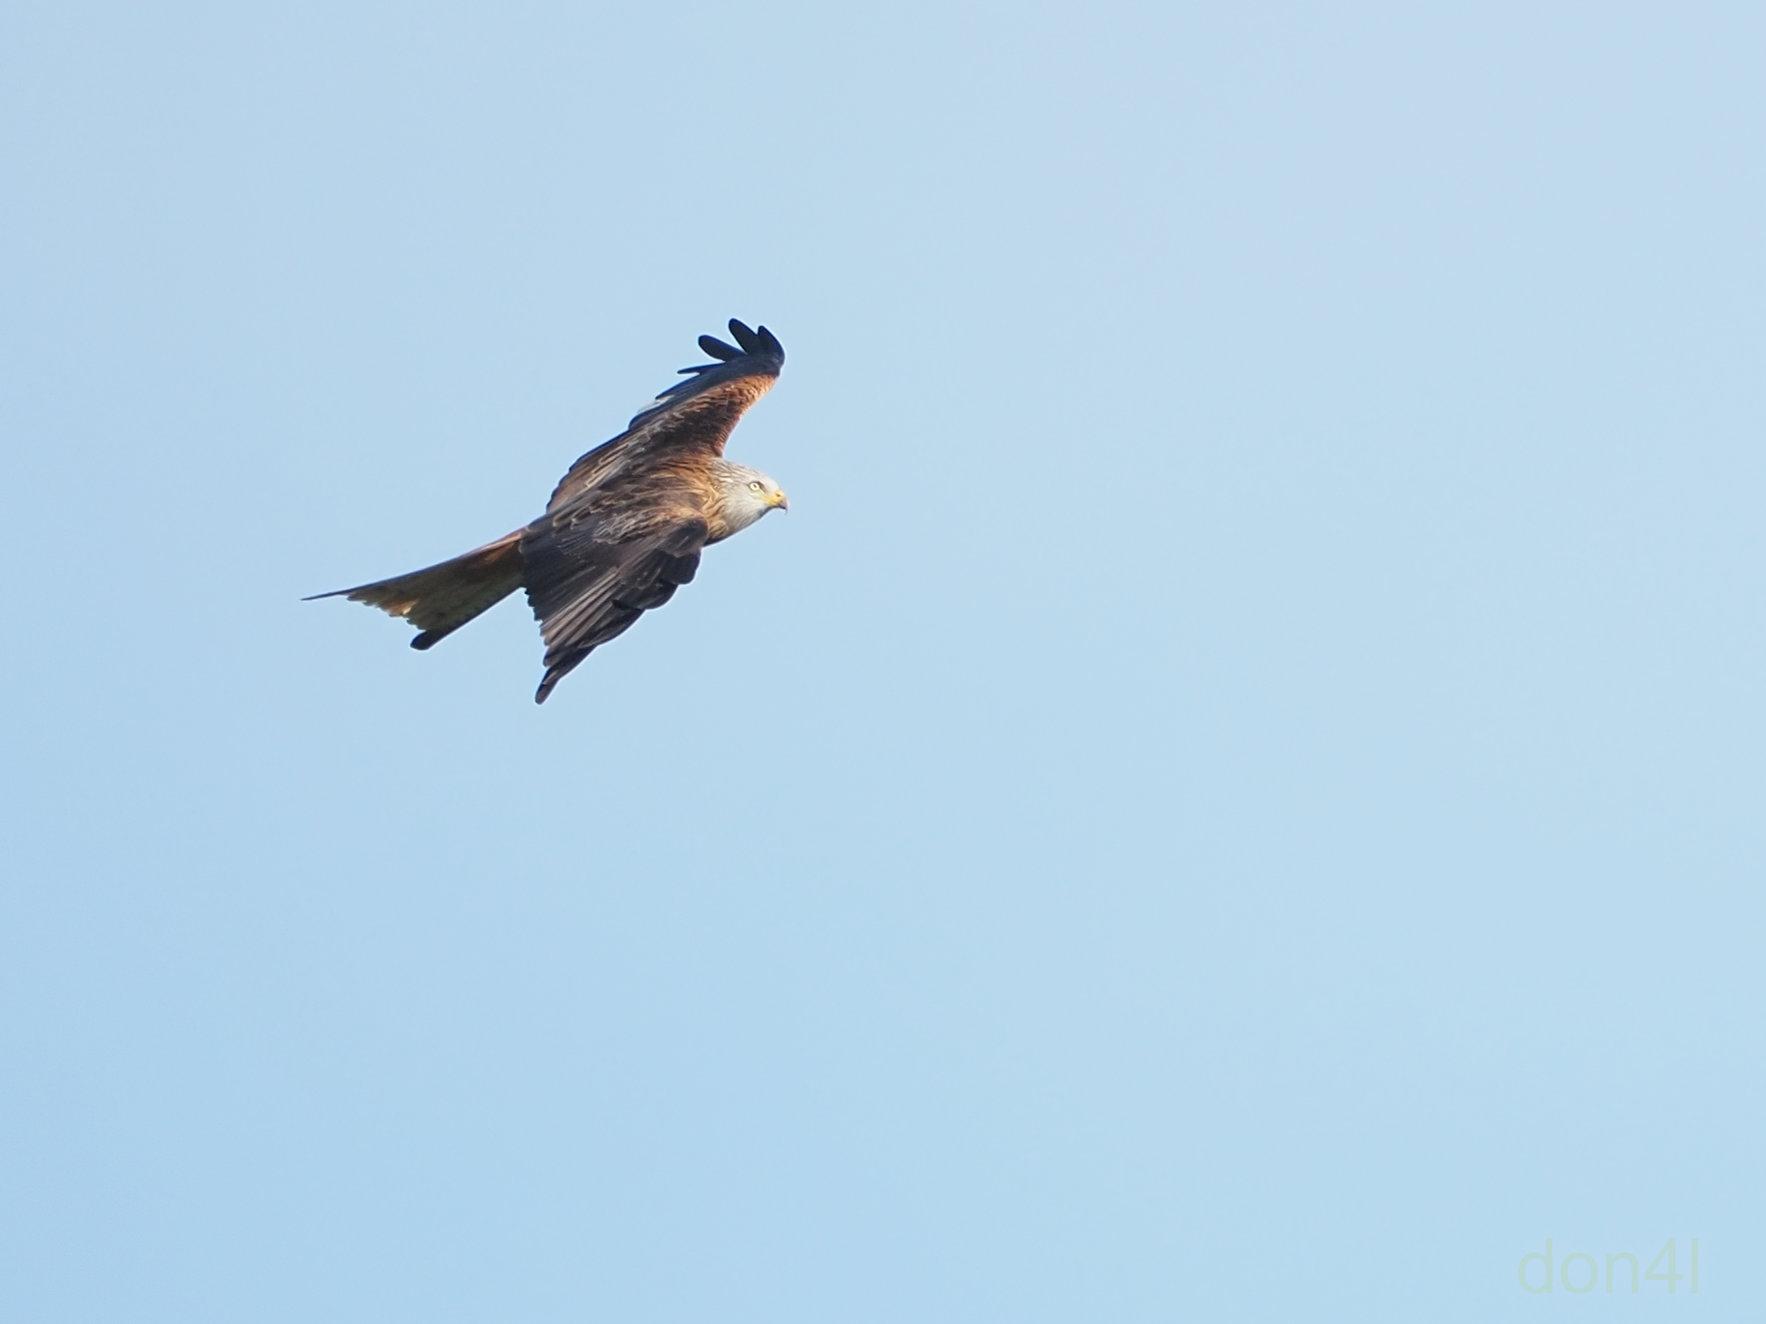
[3,3,1761,1319]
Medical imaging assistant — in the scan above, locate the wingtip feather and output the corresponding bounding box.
[727,319,761,353]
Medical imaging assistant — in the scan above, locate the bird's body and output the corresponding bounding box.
[310,320,788,703]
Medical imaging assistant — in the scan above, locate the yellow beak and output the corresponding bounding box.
[769,489,790,511]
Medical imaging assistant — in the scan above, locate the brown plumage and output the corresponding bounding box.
[308,319,788,703]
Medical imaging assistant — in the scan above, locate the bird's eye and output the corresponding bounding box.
[748,479,764,492]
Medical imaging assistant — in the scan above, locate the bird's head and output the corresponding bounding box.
[714,461,789,534]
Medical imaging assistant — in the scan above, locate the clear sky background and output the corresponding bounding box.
[3,3,1761,1320]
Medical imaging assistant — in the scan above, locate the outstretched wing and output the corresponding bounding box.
[520,482,711,704]
[547,319,785,512]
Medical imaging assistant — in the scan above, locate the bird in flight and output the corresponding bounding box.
[309,319,789,703]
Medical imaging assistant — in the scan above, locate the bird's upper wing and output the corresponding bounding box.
[546,319,785,513]
[520,477,712,704]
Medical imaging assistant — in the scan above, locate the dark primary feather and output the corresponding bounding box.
[545,320,785,513]
[693,318,781,368]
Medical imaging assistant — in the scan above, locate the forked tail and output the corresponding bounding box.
[306,530,524,650]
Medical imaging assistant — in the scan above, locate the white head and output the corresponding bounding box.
[711,460,789,537]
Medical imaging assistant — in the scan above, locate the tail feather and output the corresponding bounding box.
[307,530,524,647]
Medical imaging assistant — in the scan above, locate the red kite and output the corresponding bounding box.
[310,319,788,703]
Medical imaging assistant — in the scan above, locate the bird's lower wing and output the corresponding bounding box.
[521,514,709,703]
